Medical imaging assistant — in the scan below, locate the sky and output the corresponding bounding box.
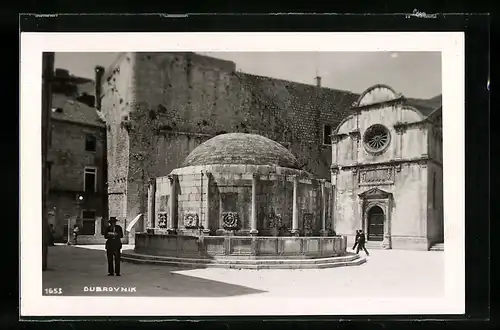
[54,51,441,99]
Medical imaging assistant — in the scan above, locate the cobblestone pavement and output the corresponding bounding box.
[43,245,444,298]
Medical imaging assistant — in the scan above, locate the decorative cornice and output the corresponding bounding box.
[394,119,430,133]
[331,157,442,170]
[358,187,393,199]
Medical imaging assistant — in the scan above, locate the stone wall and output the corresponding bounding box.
[100,53,136,240]
[334,162,429,250]
[334,105,428,166]
[134,233,348,258]
[48,120,106,192]
[47,118,106,239]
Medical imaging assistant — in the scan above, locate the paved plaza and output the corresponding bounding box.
[42,245,444,298]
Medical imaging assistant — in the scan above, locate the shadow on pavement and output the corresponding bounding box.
[42,246,266,297]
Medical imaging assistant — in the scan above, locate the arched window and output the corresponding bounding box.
[432,173,437,209]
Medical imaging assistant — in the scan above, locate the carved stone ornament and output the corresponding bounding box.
[303,213,315,231]
[332,133,348,143]
[268,213,283,229]
[183,212,199,228]
[222,212,240,230]
[349,129,361,140]
[157,212,168,229]
[394,122,407,134]
[417,159,428,168]
[167,174,176,183]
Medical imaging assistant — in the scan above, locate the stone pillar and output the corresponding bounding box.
[250,173,259,236]
[203,172,211,235]
[332,137,338,165]
[167,174,178,232]
[290,175,299,236]
[95,216,102,236]
[331,167,338,233]
[147,179,156,228]
[382,198,392,249]
[319,179,328,236]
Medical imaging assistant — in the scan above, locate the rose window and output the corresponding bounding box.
[363,124,391,154]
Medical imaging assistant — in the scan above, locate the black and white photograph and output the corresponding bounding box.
[21,32,465,317]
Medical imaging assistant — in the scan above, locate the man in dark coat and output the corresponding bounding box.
[355,229,370,256]
[352,230,360,250]
[105,217,124,276]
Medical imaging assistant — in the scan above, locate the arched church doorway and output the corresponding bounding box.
[367,206,384,241]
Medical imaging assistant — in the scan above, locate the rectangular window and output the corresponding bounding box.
[85,134,97,152]
[84,167,97,193]
[81,210,96,235]
[323,125,333,145]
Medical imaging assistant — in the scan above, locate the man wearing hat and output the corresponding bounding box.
[104,217,124,276]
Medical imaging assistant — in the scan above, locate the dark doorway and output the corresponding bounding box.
[367,206,384,241]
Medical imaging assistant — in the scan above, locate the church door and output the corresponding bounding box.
[367,206,384,241]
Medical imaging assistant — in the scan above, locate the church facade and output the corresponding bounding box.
[331,85,443,250]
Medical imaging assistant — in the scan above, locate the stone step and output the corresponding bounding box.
[121,252,367,269]
[429,243,444,251]
[122,250,360,265]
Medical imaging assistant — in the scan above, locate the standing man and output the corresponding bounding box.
[355,229,370,256]
[105,217,124,276]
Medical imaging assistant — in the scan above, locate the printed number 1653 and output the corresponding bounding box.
[44,288,63,295]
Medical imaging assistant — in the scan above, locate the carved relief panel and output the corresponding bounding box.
[222,212,240,230]
[157,212,168,228]
[268,212,283,229]
[303,213,315,231]
[359,167,395,186]
[184,212,199,228]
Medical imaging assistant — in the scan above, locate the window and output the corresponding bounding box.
[81,210,96,235]
[363,124,391,154]
[85,134,97,152]
[323,125,333,145]
[84,167,97,192]
[433,173,437,209]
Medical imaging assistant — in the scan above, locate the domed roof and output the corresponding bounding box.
[181,133,300,169]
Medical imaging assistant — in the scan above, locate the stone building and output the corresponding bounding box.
[331,85,443,250]
[97,52,358,242]
[149,133,334,237]
[95,52,442,247]
[47,69,108,243]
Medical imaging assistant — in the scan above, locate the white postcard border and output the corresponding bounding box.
[20,32,465,317]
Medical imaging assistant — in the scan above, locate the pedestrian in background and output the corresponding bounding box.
[352,229,360,250]
[105,217,124,276]
[72,224,80,245]
[355,229,370,256]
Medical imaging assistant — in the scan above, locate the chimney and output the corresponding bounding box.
[315,76,322,87]
[94,66,105,110]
